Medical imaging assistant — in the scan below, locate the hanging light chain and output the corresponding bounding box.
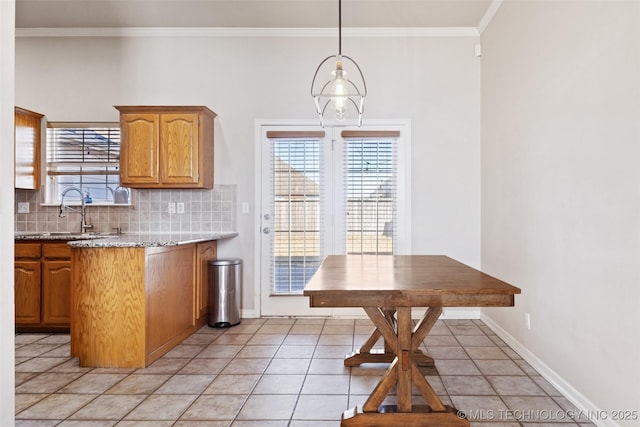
[310,0,366,127]
[338,0,342,55]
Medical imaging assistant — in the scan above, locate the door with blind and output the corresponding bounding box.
[259,124,410,316]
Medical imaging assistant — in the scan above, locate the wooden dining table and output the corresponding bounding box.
[303,255,521,427]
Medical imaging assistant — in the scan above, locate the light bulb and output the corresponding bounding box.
[330,59,348,120]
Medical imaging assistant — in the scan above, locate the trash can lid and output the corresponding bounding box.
[209,259,242,266]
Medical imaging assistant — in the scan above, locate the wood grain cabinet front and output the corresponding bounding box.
[195,241,217,323]
[42,244,72,326]
[15,107,44,190]
[118,113,160,185]
[15,242,71,332]
[116,106,216,189]
[15,257,41,325]
[71,241,217,368]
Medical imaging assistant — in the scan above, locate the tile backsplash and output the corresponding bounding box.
[15,185,237,234]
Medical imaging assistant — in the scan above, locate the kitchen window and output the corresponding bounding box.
[45,122,121,204]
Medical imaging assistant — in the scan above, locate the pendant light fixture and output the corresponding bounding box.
[311,0,367,127]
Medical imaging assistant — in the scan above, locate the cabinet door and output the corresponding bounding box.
[42,260,71,325]
[160,113,199,185]
[15,261,41,324]
[195,241,217,322]
[120,114,160,185]
[146,245,194,358]
[15,107,43,190]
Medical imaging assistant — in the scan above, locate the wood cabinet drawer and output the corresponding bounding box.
[15,243,41,259]
[43,243,71,259]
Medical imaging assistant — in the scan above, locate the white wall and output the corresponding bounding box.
[15,32,482,313]
[481,0,640,423]
[0,1,16,425]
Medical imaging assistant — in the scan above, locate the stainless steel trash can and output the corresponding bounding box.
[208,259,242,328]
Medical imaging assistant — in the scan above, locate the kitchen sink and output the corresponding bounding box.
[15,231,119,239]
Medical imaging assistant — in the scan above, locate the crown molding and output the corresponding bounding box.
[16,26,479,38]
[477,0,504,34]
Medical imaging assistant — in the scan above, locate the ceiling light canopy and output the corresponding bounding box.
[311,0,367,127]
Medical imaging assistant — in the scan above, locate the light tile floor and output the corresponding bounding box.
[15,318,595,426]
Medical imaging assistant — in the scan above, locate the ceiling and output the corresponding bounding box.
[16,0,494,29]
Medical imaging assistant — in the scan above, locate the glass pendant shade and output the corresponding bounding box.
[311,1,366,127]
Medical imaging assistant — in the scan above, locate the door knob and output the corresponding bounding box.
[263,227,270,234]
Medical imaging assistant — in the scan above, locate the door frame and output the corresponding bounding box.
[253,119,412,318]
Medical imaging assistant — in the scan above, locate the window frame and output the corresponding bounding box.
[44,122,124,205]
[268,134,325,294]
[332,123,412,256]
[343,133,398,256]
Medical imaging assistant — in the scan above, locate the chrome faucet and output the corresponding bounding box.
[59,187,94,233]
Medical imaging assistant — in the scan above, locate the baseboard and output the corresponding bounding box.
[441,307,481,319]
[480,313,620,427]
[410,307,480,319]
[241,309,259,319]
[245,308,481,320]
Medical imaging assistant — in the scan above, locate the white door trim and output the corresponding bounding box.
[254,118,412,317]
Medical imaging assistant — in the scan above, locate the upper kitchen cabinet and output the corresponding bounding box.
[15,107,44,189]
[115,106,216,189]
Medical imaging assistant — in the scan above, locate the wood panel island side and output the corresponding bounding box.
[68,233,236,368]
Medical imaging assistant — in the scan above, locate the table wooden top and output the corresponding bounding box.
[303,255,521,308]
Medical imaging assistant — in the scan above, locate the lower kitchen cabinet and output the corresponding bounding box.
[195,241,217,323]
[15,242,71,332]
[15,259,41,325]
[71,241,217,368]
[42,260,72,325]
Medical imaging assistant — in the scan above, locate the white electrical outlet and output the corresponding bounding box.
[17,202,30,213]
[241,202,249,214]
[168,202,176,214]
[525,312,531,331]
[177,203,185,214]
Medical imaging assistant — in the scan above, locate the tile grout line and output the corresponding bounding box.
[444,318,517,424]
[15,319,589,426]
[286,318,326,425]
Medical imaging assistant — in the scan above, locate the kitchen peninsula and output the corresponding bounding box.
[68,232,237,368]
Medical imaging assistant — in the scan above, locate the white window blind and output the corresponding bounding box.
[268,134,324,294]
[46,123,121,203]
[344,132,398,255]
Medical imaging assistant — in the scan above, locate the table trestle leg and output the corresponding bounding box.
[362,358,399,412]
[342,407,470,427]
[410,306,442,366]
[396,307,413,412]
[344,307,435,367]
[363,307,398,353]
[411,363,446,411]
[382,308,396,355]
[341,305,471,427]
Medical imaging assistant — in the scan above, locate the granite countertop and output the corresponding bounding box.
[15,232,238,248]
[15,232,106,241]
